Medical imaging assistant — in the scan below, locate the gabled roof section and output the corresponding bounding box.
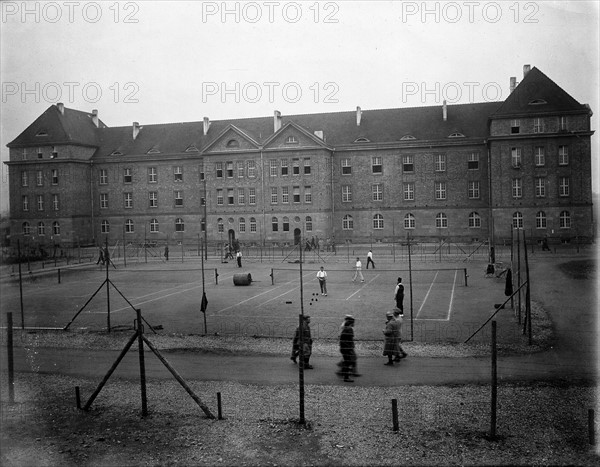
[202,124,261,153]
[263,121,331,149]
[8,104,106,148]
[492,67,588,116]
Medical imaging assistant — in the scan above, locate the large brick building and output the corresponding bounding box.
[4,66,595,249]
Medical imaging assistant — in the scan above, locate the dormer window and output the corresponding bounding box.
[400,135,416,140]
[36,130,48,137]
[354,137,370,143]
[448,132,465,138]
[528,99,547,105]
[226,139,239,148]
[111,150,123,156]
[285,136,298,144]
[185,144,198,152]
[147,148,161,154]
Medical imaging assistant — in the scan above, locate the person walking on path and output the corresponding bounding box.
[352,258,365,282]
[383,311,400,365]
[164,245,169,261]
[366,249,375,269]
[290,315,313,369]
[316,266,328,296]
[236,250,243,267]
[96,246,105,265]
[393,309,408,361]
[339,315,358,382]
[394,277,404,312]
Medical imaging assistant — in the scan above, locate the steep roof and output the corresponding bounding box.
[8,105,106,148]
[492,67,588,116]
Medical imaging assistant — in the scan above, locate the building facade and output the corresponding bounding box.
[5,66,595,249]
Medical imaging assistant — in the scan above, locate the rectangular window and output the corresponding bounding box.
[559,177,570,197]
[281,159,289,176]
[342,185,352,202]
[534,147,545,166]
[36,170,43,186]
[124,192,133,208]
[372,184,383,201]
[124,168,132,183]
[37,148,43,158]
[21,171,28,187]
[372,156,382,174]
[271,187,278,204]
[293,186,300,203]
[237,161,244,178]
[99,169,108,185]
[435,154,446,172]
[533,118,543,133]
[247,160,256,178]
[559,116,567,131]
[216,162,223,178]
[22,149,27,160]
[250,219,257,232]
[292,158,300,175]
[402,155,414,172]
[51,169,58,185]
[511,119,520,134]
[511,147,522,167]
[225,162,233,178]
[22,195,29,211]
[341,158,352,175]
[512,179,522,198]
[100,193,108,209]
[148,167,157,183]
[468,153,479,170]
[404,182,414,201]
[238,188,245,204]
[282,186,289,203]
[559,146,569,166]
[227,189,234,205]
[216,189,223,206]
[175,190,183,206]
[149,191,158,207]
[535,177,546,197]
[304,186,312,203]
[37,195,44,211]
[468,181,480,199]
[249,187,256,205]
[174,166,183,182]
[270,159,277,177]
[435,181,446,200]
[52,194,59,211]
[303,158,311,175]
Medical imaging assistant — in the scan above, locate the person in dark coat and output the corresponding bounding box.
[393,309,408,361]
[394,277,404,312]
[291,315,313,369]
[96,246,105,265]
[236,250,242,267]
[383,311,399,365]
[339,315,358,382]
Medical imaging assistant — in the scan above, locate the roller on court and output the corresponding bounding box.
[233,273,252,286]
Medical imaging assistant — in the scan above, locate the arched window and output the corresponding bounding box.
[404,213,415,229]
[342,215,354,230]
[239,217,246,233]
[250,217,257,233]
[373,213,384,229]
[282,216,290,232]
[217,218,224,233]
[435,213,448,228]
[305,216,313,232]
[52,221,60,235]
[125,219,134,233]
[512,212,523,229]
[37,222,46,236]
[560,211,571,229]
[101,220,110,234]
[468,212,481,228]
[536,211,547,229]
[226,139,239,148]
[175,218,184,232]
[22,222,31,235]
[271,216,279,232]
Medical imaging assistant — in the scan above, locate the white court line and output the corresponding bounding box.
[257,272,316,307]
[346,274,379,300]
[415,270,439,318]
[447,269,458,320]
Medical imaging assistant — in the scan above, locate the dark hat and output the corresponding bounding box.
[303,315,311,320]
[386,311,394,317]
[344,314,355,322]
[393,309,402,316]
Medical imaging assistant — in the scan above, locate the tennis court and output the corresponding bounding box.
[0,259,523,345]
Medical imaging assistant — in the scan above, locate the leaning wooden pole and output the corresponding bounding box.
[298,237,306,425]
[523,230,532,344]
[136,308,148,417]
[490,320,498,439]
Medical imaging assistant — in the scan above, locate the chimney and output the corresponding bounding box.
[57,102,64,115]
[133,122,141,140]
[356,106,362,126]
[442,100,447,121]
[91,109,99,127]
[509,77,517,94]
[274,110,282,133]
[523,64,531,77]
[203,117,211,136]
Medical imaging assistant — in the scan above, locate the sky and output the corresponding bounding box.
[1,0,599,215]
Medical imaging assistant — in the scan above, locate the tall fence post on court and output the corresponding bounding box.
[17,240,25,329]
[490,320,497,439]
[215,268,219,285]
[464,268,468,287]
[7,312,15,403]
[391,399,399,432]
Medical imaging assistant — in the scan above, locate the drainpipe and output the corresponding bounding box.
[90,161,95,245]
[260,149,266,246]
[486,143,494,249]
[330,149,335,241]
